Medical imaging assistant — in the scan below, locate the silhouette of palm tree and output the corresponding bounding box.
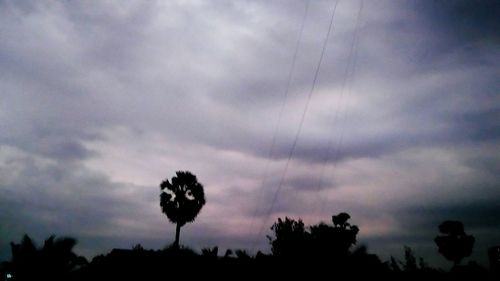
[160,171,206,248]
[8,234,87,280]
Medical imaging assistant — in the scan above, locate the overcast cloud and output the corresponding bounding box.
[1,0,499,267]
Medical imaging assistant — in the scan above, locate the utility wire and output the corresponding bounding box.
[316,0,364,216]
[256,0,341,242]
[248,0,310,246]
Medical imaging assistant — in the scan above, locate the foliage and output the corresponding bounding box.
[434,220,475,266]
[267,217,310,258]
[160,171,206,247]
[201,246,219,258]
[132,244,145,251]
[160,171,206,226]
[309,213,359,257]
[235,249,251,259]
[267,212,360,260]
[6,234,87,280]
[401,246,418,272]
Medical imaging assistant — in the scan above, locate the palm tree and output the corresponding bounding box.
[8,234,87,280]
[160,171,206,248]
[40,235,87,274]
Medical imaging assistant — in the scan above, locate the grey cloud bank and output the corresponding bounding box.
[1,0,499,268]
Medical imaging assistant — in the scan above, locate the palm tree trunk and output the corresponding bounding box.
[174,223,181,249]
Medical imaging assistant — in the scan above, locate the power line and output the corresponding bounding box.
[256,0,341,243]
[248,0,310,246]
[316,0,364,216]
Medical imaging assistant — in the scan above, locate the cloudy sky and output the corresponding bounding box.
[1,0,499,267]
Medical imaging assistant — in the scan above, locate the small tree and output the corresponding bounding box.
[332,212,352,229]
[434,220,474,266]
[160,171,206,248]
[401,246,418,273]
[332,212,359,253]
[267,217,310,258]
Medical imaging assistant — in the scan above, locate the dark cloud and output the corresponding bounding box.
[387,200,500,267]
[0,0,499,269]
[408,201,500,232]
[0,146,159,261]
[413,1,500,43]
[36,139,95,161]
[451,108,500,142]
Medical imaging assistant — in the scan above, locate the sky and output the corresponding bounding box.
[0,0,499,268]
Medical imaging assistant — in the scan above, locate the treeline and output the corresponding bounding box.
[0,212,497,280]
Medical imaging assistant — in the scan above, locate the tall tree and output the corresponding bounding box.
[160,171,206,248]
[434,220,474,266]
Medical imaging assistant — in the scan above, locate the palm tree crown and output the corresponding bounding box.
[160,171,205,248]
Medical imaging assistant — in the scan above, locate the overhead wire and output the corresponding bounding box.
[255,0,341,243]
[315,0,365,216]
[248,0,311,247]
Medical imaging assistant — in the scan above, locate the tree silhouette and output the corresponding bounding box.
[160,171,206,248]
[267,217,310,258]
[309,212,359,258]
[331,212,359,248]
[268,212,360,260]
[7,234,87,280]
[434,220,475,266]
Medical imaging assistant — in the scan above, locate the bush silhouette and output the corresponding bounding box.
[268,212,360,261]
[160,171,206,248]
[201,246,218,258]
